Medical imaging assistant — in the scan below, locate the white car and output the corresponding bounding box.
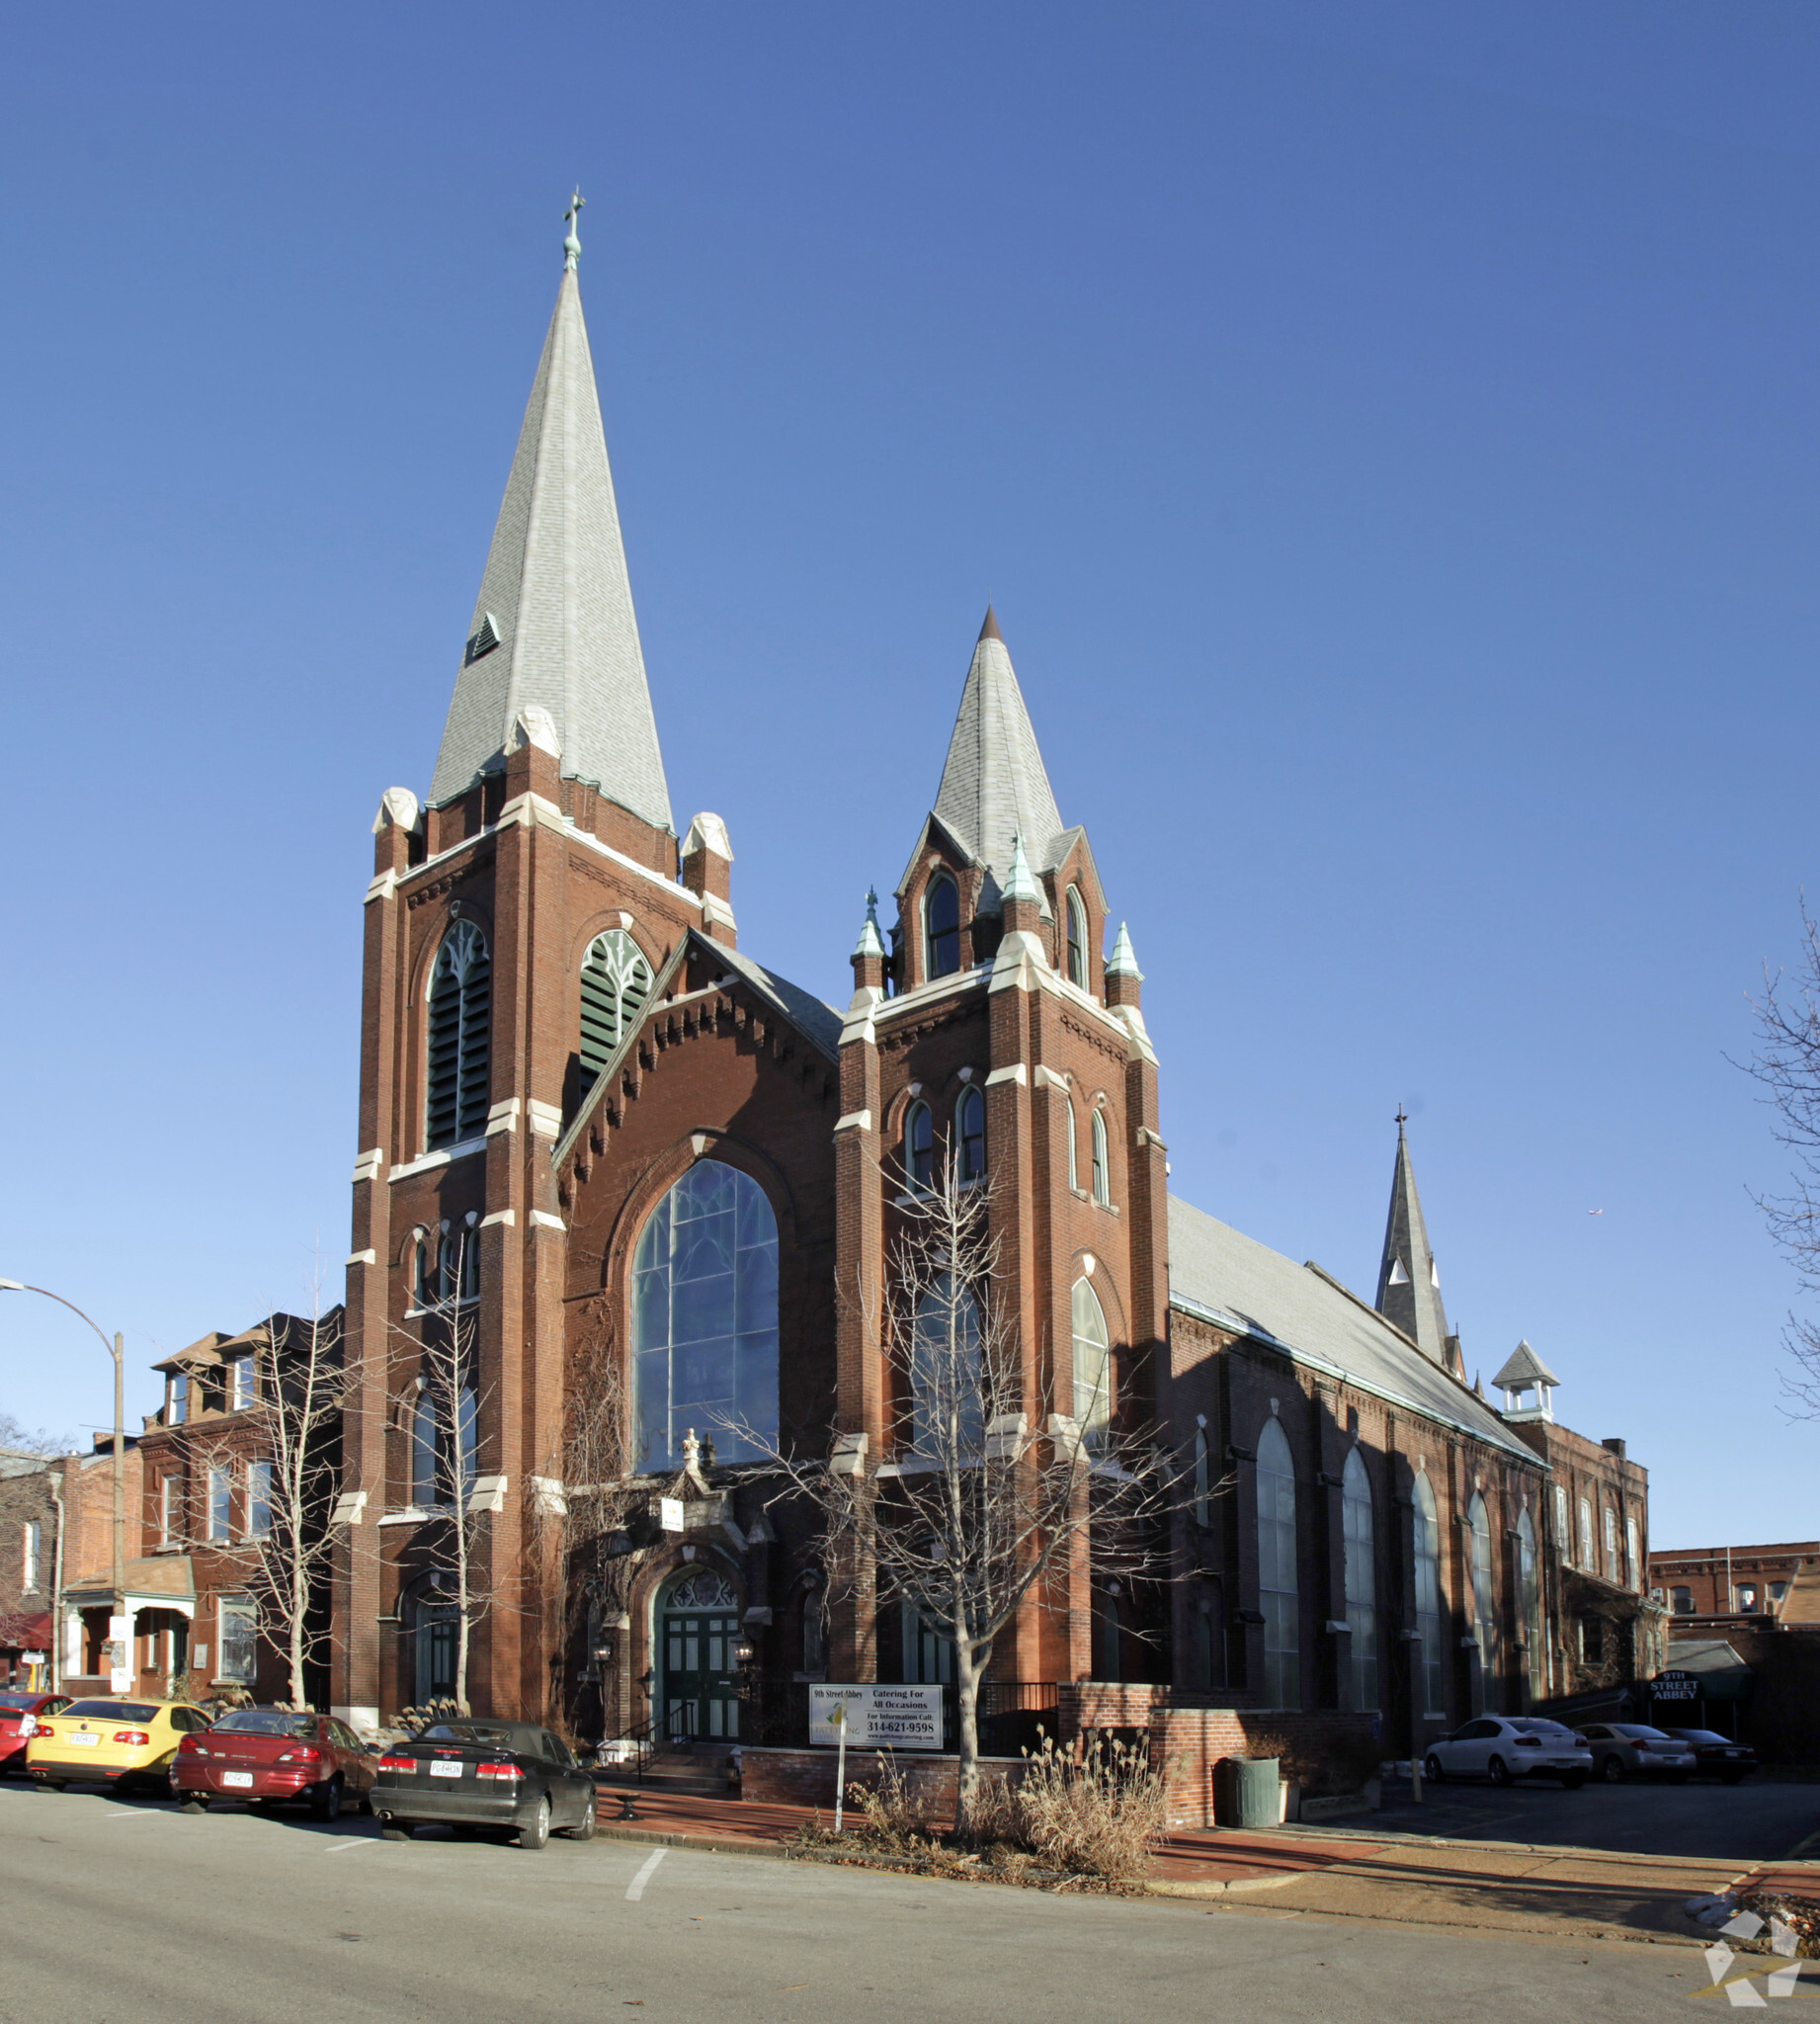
[1424,1717,1592,1789]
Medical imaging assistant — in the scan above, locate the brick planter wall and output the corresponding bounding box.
[739,1746,1034,1815]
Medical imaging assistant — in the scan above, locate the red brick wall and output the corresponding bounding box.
[739,1745,1034,1815]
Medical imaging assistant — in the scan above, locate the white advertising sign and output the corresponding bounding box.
[659,1497,685,1534]
[808,1684,944,1752]
[110,1668,133,1693]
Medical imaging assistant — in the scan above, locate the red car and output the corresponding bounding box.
[0,1692,70,1776]
[173,1708,378,1822]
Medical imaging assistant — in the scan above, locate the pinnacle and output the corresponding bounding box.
[978,605,1003,644]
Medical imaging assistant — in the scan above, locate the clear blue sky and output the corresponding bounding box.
[3,2,1816,1546]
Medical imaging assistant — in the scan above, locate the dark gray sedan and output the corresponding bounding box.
[372,1721,597,1850]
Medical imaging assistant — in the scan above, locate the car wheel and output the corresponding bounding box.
[310,1777,344,1824]
[563,1795,598,1841]
[1560,1773,1587,1790]
[519,1795,551,1852]
[1600,1755,1625,1784]
[379,1821,413,1842]
[1423,1754,1446,1785]
[1488,1755,1513,1788]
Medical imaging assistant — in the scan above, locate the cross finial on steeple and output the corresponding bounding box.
[1395,1104,1408,1130]
[865,885,879,927]
[563,189,586,271]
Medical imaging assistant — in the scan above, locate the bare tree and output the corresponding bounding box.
[728,1164,1189,1837]
[195,1296,350,1708]
[0,1412,74,1456]
[1743,902,1820,1414]
[411,1264,492,1715]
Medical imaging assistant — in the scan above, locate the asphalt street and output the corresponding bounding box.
[0,1780,1754,2024]
[1372,1773,1820,1860]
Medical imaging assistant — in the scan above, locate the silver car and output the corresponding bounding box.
[1573,1722,1696,1784]
[1423,1717,1593,1789]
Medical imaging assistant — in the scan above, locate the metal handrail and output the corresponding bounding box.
[596,1702,690,1783]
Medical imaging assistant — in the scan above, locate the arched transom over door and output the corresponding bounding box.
[631,1160,780,1471]
[659,1568,741,1742]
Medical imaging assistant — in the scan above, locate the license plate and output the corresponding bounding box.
[222,1771,254,1788]
[429,1760,462,1779]
[70,1733,100,1747]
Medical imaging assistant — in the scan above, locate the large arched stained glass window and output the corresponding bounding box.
[1469,1490,1497,1711]
[426,921,491,1148]
[632,1160,779,1470]
[580,928,653,1084]
[1255,1417,1298,1709]
[1413,1472,1445,1716]
[1342,1447,1377,1713]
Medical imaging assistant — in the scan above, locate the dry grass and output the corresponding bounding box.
[1013,1729,1169,1882]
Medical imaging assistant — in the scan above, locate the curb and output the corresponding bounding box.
[595,1820,789,1861]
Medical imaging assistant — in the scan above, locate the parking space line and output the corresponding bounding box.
[625,1848,668,1900]
[322,1837,373,1854]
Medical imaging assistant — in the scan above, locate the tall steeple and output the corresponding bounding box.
[930,608,1064,885]
[1374,1111,1452,1366]
[428,196,674,832]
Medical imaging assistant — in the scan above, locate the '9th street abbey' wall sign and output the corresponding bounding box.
[808,1685,944,1751]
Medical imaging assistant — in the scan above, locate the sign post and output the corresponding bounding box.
[832,1703,847,1834]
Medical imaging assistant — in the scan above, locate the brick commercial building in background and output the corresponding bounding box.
[320,210,1657,1812]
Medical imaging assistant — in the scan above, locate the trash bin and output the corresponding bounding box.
[1217,1755,1281,1829]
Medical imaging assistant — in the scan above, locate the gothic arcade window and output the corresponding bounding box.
[903,1101,934,1191]
[908,1272,983,1455]
[414,1217,479,1308]
[579,928,653,1083]
[1468,1491,1497,1708]
[632,1160,780,1471]
[1091,1108,1111,1205]
[1412,1472,1445,1715]
[426,920,492,1149]
[1516,1507,1541,1674]
[1341,1447,1377,1713]
[1065,886,1088,989]
[412,1387,476,1507]
[956,1086,986,1184]
[924,875,960,979]
[1255,1418,1298,1709]
[1071,1277,1111,1441]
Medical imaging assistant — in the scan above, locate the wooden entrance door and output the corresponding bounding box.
[661,1570,740,1740]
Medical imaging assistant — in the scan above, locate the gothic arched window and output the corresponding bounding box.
[1071,1277,1111,1440]
[1065,1097,1080,1191]
[903,1101,934,1191]
[1516,1507,1541,1691]
[1413,1471,1445,1715]
[956,1086,986,1184]
[908,1271,982,1455]
[580,928,654,1083]
[1091,1108,1111,1205]
[1255,1417,1298,1709]
[1469,1491,1497,1709]
[1342,1448,1377,1712]
[631,1160,779,1471]
[411,1386,476,1506]
[1065,886,1088,989]
[426,920,491,1149]
[925,875,960,979]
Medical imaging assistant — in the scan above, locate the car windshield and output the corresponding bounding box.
[0,1692,44,1711]
[210,1711,318,1738]
[415,1721,538,1754]
[59,1700,162,1721]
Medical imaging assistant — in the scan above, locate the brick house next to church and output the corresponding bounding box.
[323,211,1653,1805]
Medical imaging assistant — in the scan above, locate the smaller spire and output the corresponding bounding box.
[1106,921,1143,979]
[853,886,887,960]
[1001,833,1041,904]
[978,604,1003,643]
[563,188,585,272]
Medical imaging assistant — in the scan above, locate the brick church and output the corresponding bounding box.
[327,213,1657,1790]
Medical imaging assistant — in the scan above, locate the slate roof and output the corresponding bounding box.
[429,259,673,829]
[713,943,843,1058]
[1167,1195,1535,1459]
[1492,1339,1562,1392]
[928,609,1064,886]
[1374,1118,1452,1367]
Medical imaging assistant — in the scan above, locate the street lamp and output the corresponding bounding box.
[0,1281,127,1670]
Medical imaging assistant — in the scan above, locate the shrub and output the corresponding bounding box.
[1015,1728,1169,1883]
[848,1752,928,1850]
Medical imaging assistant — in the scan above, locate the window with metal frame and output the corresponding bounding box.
[1579,1496,1595,1571]
[207,1467,232,1543]
[955,1086,986,1184]
[168,1374,188,1427]
[1625,1517,1640,1592]
[425,920,492,1149]
[1065,886,1088,989]
[1604,1505,1620,1584]
[924,875,960,978]
[159,1476,178,1548]
[246,1460,274,1540]
[1255,1418,1299,1709]
[1091,1108,1111,1205]
[23,1521,41,1592]
[229,1356,255,1412]
[579,928,653,1083]
[217,1598,257,1685]
[1342,1448,1377,1712]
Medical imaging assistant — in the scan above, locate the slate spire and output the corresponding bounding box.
[428,205,673,830]
[930,608,1064,885]
[1373,1111,1452,1366]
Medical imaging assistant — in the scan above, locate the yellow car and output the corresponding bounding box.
[27,1696,211,1797]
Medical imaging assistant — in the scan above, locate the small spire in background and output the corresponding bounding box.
[563,189,586,271]
[978,604,1003,643]
[1106,921,1143,979]
[854,886,887,961]
[1001,832,1041,904]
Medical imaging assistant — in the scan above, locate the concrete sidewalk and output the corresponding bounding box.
[589,1782,1766,1940]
